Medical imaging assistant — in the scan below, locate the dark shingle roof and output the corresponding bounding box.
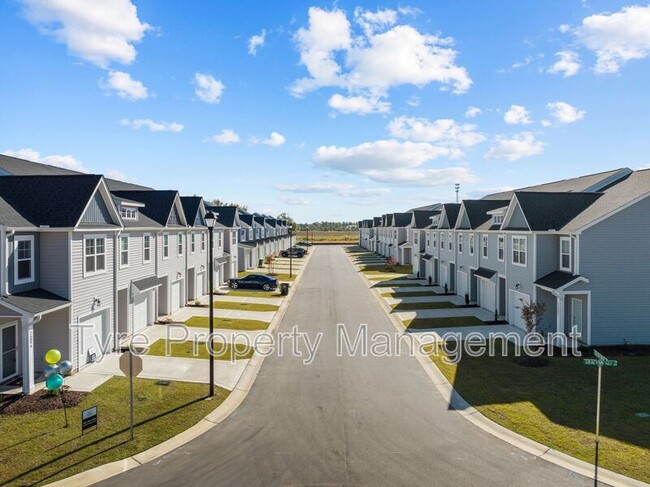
[392,212,412,227]
[413,210,440,229]
[514,192,602,231]
[180,196,203,227]
[113,190,181,226]
[535,271,582,290]
[463,200,510,229]
[442,203,461,228]
[2,289,71,314]
[206,206,238,227]
[0,175,106,227]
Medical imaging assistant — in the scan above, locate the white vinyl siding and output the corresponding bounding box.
[84,236,106,275]
[143,234,151,263]
[191,232,196,254]
[177,232,183,256]
[201,233,206,252]
[14,235,34,284]
[512,236,527,266]
[162,234,169,259]
[120,235,129,267]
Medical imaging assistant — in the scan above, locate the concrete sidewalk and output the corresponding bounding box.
[170,306,276,323]
[210,295,284,306]
[395,306,497,322]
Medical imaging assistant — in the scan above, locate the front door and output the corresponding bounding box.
[1,322,18,381]
[571,298,584,342]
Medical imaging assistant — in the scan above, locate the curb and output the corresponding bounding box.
[47,251,314,487]
[345,249,648,487]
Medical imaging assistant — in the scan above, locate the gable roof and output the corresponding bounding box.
[412,210,439,229]
[514,192,602,231]
[113,190,183,226]
[0,174,111,227]
[392,212,412,227]
[440,203,461,228]
[463,200,511,230]
[206,205,239,227]
[180,196,204,227]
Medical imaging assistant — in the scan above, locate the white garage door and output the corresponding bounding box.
[171,280,183,313]
[509,290,530,329]
[79,310,108,366]
[196,272,205,297]
[133,291,152,332]
[457,271,468,298]
[479,279,496,313]
[440,264,448,288]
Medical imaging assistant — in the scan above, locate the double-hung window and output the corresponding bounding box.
[560,237,571,271]
[440,233,445,250]
[201,233,206,252]
[177,233,183,256]
[448,232,452,251]
[482,235,488,259]
[432,232,437,249]
[191,232,196,254]
[120,235,129,267]
[512,236,527,266]
[497,235,505,262]
[458,234,463,253]
[469,234,475,256]
[15,235,34,284]
[143,234,151,263]
[85,236,106,274]
[163,234,169,259]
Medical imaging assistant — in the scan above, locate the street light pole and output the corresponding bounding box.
[204,210,218,397]
[289,229,293,278]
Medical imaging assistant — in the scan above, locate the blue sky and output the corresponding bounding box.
[1,1,649,222]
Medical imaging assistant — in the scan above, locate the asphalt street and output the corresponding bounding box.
[101,245,591,486]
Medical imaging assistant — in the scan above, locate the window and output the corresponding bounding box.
[440,232,445,250]
[458,234,463,253]
[120,235,129,267]
[15,235,34,284]
[512,236,527,266]
[498,235,505,261]
[201,233,206,252]
[426,233,430,247]
[414,232,418,244]
[482,235,488,259]
[433,232,437,249]
[143,234,151,263]
[469,234,475,255]
[177,233,183,256]
[120,206,137,220]
[191,232,196,254]
[163,234,169,259]
[232,232,237,244]
[84,236,106,274]
[218,231,223,248]
[493,215,503,225]
[448,232,453,251]
[560,237,571,271]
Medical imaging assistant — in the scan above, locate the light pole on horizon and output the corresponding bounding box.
[204,210,218,397]
[289,228,294,278]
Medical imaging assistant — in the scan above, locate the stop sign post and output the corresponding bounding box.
[120,351,143,441]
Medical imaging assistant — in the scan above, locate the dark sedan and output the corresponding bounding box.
[280,247,305,258]
[228,274,278,291]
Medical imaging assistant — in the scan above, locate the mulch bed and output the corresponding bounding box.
[1,387,86,415]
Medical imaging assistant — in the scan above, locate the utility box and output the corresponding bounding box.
[280,283,290,296]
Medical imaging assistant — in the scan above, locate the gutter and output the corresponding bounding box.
[3,227,15,296]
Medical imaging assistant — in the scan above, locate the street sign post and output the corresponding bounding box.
[120,351,143,441]
[583,349,618,486]
[81,406,98,433]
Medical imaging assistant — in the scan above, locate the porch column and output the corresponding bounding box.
[21,316,35,394]
[556,292,565,336]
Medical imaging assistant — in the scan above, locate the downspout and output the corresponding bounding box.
[114,230,121,352]
[4,227,15,296]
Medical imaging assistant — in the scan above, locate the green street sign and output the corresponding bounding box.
[594,350,607,361]
[602,359,618,367]
[584,351,618,367]
[583,358,599,366]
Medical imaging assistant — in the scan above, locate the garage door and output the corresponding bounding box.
[479,279,496,312]
[133,291,152,332]
[440,264,448,288]
[509,290,530,329]
[196,272,205,297]
[79,310,108,367]
[171,280,183,313]
[457,271,468,298]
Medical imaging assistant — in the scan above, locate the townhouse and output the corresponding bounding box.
[408,210,440,278]
[359,167,650,345]
[0,155,295,393]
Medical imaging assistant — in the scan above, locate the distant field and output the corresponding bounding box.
[296,230,358,243]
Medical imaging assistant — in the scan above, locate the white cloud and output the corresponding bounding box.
[546,101,585,124]
[291,7,471,107]
[207,129,240,145]
[547,50,581,77]
[503,105,532,125]
[3,148,88,172]
[103,71,148,100]
[575,5,650,73]
[407,96,420,107]
[559,24,571,33]
[485,132,543,161]
[328,93,390,114]
[194,73,225,103]
[120,118,183,132]
[387,116,485,149]
[106,170,134,182]
[274,182,390,197]
[344,187,390,197]
[252,132,286,147]
[363,167,479,186]
[464,106,482,118]
[22,0,150,68]
[248,29,266,55]
[281,196,309,205]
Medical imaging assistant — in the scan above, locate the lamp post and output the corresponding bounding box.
[204,210,218,397]
[289,229,293,278]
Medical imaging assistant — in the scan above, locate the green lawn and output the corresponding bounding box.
[237,271,296,281]
[148,339,254,361]
[391,301,457,311]
[404,316,485,329]
[371,282,426,288]
[0,377,228,486]
[221,290,282,298]
[360,264,413,274]
[429,343,650,483]
[212,301,279,312]
[381,290,441,298]
[184,316,270,330]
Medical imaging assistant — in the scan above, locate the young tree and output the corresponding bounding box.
[265,255,276,275]
[520,300,546,334]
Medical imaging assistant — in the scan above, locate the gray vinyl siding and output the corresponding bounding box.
[564,294,589,342]
[478,232,505,274]
[186,229,208,273]
[71,231,116,371]
[80,192,113,225]
[455,231,478,272]
[507,205,528,230]
[579,195,650,345]
[116,232,156,289]
[33,308,71,374]
[40,232,69,298]
[535,288,557,335]
[157,231,187,312]
[505,233,536,309]
[7,232,40,294]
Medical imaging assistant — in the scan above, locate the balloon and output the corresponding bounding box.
[44,364,59,378]
[45,349,61,365]
[45,373,64,391]
[59,360,73,376]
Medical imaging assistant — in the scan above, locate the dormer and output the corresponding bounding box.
[119,200,144,221]
[486,207,507,227]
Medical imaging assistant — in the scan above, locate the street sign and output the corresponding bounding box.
[119,351,143,377]
[81,406,98,433]
[583,358,599,366]
[583,358,618,367]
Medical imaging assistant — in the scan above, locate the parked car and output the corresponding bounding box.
[281,247,305,258]
[228,274,278,291]
[296,241,312,247]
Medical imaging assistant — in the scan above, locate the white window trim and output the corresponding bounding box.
[191,232,196,254]
[201,232,206,252]
[469,234,475,256]
[177,232,184,257]
[0,321,19,381]
[560,236,572,272]
[143,233,152,263]
[14,235,35,285]
[512,235,527,267]
[482,234,489,259]
[162,233,170,260]
[458,233,463,254]
[120,234,129,269]
[497,235,505,262]
[448,232,452,251]
[83,235,107,276]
